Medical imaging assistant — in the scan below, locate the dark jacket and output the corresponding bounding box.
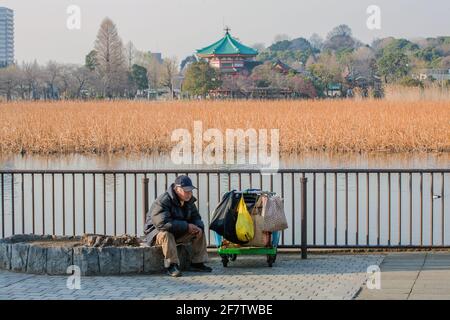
[144,183,205,246]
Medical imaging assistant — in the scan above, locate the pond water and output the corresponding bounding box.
[0,152,449,247]
[1,152,449,170]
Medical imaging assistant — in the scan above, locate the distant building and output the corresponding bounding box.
[0,7,14,67]
[171,74,186,99]
[149,52,163,64]
[414,69,450,82]
[272,59,298,75]
[196,27,258,74]
[326,83,343,97]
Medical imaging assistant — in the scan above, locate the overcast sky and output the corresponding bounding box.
[2,0,450,64]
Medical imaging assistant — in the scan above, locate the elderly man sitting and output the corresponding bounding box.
[144,175,212,277]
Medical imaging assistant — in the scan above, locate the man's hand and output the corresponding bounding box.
[188,224,202,237]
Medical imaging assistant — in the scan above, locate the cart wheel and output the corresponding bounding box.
[267,255,276,267]
[221,256,229,267]
[230,254,237,261]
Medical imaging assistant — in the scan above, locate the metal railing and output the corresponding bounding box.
[0,169,449,256]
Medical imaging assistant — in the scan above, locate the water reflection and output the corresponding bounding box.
[0,152,449,247]
[0,151,449,170]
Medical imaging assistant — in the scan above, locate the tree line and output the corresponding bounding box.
[0,18,178,101]
[1,20,450,101]
[183,24,450,99]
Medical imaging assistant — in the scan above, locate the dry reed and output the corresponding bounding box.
[0,99,449,155]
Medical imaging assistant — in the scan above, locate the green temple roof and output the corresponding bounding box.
[196,31,258,56]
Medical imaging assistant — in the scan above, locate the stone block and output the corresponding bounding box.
[120,247,144,274]
[0,242,11,270]
[46,246,73,275]
[143,246,165,273]
[98,247,121,275]
[73,247,100,276]
[27,245,47,274]
[10,243,30,272]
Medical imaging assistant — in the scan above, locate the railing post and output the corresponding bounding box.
[301,176,308,259]
[142,178,149,233]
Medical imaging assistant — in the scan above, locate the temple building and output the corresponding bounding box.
[196,27,258,74]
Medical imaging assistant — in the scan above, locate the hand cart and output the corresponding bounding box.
[214,231,280,267]
[213,189,281,267]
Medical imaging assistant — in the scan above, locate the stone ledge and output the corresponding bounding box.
[0,235,192,276]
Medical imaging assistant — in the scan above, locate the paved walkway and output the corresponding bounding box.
[0,254,383,300]
[356,252,450,300]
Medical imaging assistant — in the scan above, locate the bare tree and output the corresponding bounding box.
[94,17,127,98]
[14,66,27,100]
[326,24,352,40]
[135,50,164,90]
[251,62,287,88]
[22,61,41,100]
[0,65,21,101]
[72,66,96,98]
[351,47,376,78]
[161,57,179,93]
[125,41,137,71]
[57,65,74,99]
[221,74,254,92]
[309,33,324,51]
[43,61,62,99]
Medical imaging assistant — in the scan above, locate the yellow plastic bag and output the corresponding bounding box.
[235,195,255,242]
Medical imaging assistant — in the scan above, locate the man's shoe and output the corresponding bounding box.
[166,264,182,277]
[190,263,213,272]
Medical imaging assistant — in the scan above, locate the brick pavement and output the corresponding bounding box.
[356,252,450,300]
[0,254,383,300]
